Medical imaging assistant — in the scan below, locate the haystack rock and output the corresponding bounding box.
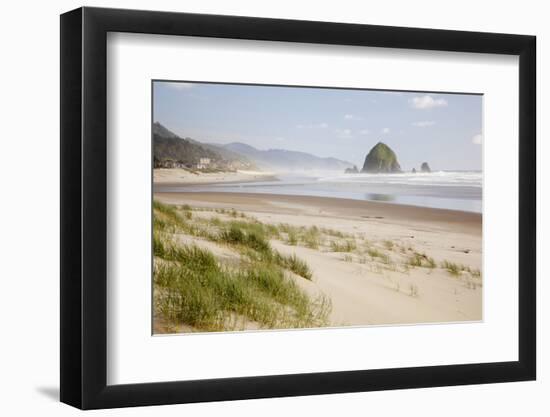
[361,142,401,173]
[420,162,431,173]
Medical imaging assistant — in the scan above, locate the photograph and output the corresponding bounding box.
[152,81,483,334]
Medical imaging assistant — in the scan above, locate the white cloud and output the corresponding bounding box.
[297,122,328,129]
[409,95,448,109]
[359,129,370,135]
[412,121,436,127]
[382,127,390,134]
[472,133,482,145]
[166,82,195,90]
[344,114,362,120]
[335,128,353,139]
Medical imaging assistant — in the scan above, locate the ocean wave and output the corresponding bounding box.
[316,171,482,187]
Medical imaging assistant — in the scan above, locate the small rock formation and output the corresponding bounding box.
[420,162,431,173]
[361,142,401,173]
[345,165,359,174]
[412,168,417,174]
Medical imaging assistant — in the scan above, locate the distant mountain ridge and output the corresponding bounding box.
[153,122,253,170]
[153,122,218,166]
[153,122,354,171]
[153,122,179,139]
[223,142,353,171]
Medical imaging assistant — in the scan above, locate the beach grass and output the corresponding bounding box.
[218,222,271,253]
[471,268,481,278]
[366,246,391,264]
[275,253,313,280]
[330,239,357,252]
[383,240,394,251]
[286,229,299,246]
[407,251,436,269]
[441,260,460,276]
[187,208,354,253]
[277,223,322,248]
[303,226,322,249]
[440,260,482,280]
[153,200,327,331]
[154,235,328,331]
[441,260,470,276]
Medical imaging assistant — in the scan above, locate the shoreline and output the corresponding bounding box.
[155,177,279,188]
[153,168,277,186]
[153,168,482,214]
[154,191,482,234]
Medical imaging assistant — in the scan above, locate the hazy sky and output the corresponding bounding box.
[153,81,482,171]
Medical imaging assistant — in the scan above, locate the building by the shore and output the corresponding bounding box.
[197,158,211,169]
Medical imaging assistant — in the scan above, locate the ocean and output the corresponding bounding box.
[162,171,482,213]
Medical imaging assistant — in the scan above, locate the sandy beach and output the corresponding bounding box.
[153,190,482,332]
[153,168,276,186]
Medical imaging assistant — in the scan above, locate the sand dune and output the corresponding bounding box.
[154,192,482,330]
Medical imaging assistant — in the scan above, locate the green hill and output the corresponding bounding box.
[361,142,401,173]
[153,122,252,170]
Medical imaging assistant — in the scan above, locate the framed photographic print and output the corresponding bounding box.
[60,6,536,409]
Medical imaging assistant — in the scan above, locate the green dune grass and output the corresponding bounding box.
[153,200,329,332]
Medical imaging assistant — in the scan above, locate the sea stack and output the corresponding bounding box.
[345,165,359,174]
[361,142,401,173]
[420,162,431,173]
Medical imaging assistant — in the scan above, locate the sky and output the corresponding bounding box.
[153,81,483,171]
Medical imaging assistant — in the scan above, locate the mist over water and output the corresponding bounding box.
[164,170,483,213]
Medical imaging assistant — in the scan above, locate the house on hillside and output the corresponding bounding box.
[154,158,190,169]
[196,158,211,169]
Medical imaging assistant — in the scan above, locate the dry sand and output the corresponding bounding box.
[153,168,276,185]
[154,191,482,328]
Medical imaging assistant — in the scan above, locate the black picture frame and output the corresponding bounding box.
[60,6,536,410]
